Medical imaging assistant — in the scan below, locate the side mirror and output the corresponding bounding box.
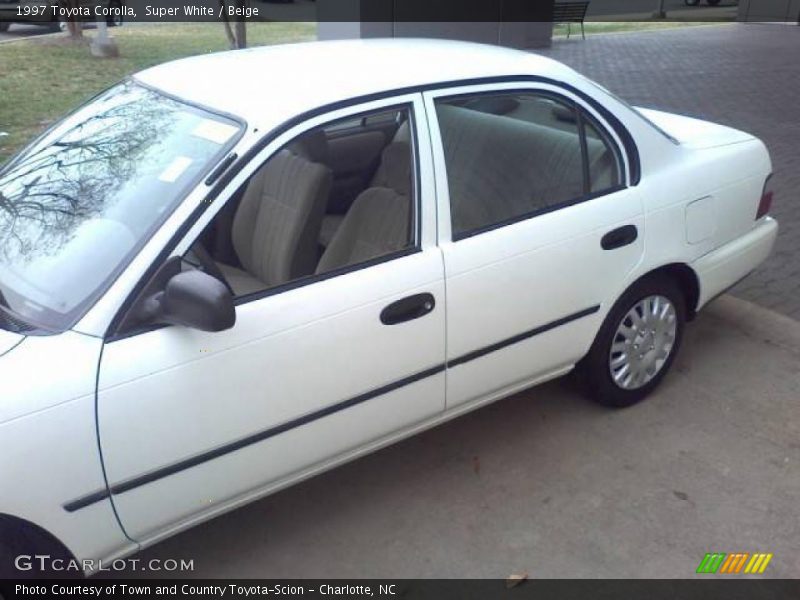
[157,270,236,332]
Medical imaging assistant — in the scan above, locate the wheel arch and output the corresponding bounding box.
[631,263,700,321]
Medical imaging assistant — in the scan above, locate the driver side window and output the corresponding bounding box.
[188,105,417,300]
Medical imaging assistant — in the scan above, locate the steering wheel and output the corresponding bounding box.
[187,242,235,296]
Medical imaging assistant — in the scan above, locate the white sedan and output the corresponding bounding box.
[0,39,777,576]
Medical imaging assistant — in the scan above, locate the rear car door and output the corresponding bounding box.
[423,82,645,408]
[90,93,446,542]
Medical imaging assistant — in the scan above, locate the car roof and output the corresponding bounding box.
[134,38,577,130]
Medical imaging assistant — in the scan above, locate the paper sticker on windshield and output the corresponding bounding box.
[158,156,193,183]
[192,120,238,145]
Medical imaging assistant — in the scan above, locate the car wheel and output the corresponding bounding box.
[0,22,10,32]
[578,274,686,408]
[0,540,16,579]
[0,519,80,579]
[0,524,39,579]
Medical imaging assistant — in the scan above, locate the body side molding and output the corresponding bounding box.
[67,305,599,511]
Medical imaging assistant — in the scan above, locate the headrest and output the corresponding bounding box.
[462,95,520,115]
[374,141,411,195]
[289,128,329,164]
[392,121,411,144]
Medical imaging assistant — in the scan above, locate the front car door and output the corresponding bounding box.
[423,81,645,408]
[89,93,445,542]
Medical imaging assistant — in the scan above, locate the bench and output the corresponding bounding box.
[554,1,590,40]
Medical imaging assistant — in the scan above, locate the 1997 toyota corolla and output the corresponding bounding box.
[0,39,777,576]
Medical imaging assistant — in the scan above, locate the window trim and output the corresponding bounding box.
[452,184,627,242]
[101,75,638,341]
[227,102,422,307]
[577,109,592,196]
[233,246,421,307]
[430,86,627,242]
[437,87,627,185]
[107,99,423,342]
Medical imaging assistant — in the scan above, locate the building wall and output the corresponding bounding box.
[738,0,800,22]
[317,0,556,49]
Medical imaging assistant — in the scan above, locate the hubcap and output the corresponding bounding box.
[608,295,677,391]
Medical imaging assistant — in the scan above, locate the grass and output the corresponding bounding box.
[0,20,721,161]
[553,21,723,37]
[0,22,316,161]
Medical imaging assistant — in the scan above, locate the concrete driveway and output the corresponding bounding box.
[104,296,800,578]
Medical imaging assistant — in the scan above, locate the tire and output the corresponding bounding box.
[0,524,40,579]
[578,274,686,408]
[0,539,17,579]
[0,22,10,33]
[0,520,80,579]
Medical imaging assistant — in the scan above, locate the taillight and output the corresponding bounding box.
[757,175,774,220]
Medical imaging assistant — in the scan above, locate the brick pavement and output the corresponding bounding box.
[538,24,800,319]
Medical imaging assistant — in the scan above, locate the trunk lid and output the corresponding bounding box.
[636,107,755,150]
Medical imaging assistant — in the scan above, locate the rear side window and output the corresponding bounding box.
[434,91,623,239]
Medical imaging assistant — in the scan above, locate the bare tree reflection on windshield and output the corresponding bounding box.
[0,82,240,331]
[0,85,170,263]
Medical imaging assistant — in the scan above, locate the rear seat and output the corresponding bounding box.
[316,186,410,274]
[319,127,411,248]
[436,103,612,236]
[318,105,616,252]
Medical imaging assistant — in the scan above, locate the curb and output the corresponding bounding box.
[551,22,734,41]
[0,29,62,44]
[706,294,800,356]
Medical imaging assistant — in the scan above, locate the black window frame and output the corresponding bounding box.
[105,75,639,343]
[433,88,627,242]
[108,100,422,342]
[228,102,421,306]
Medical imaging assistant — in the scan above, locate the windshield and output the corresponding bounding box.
[0,81,242,333]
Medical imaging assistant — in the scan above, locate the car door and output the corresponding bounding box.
[423,82,645,408]
[93,93,445,542]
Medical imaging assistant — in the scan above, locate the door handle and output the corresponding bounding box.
[380,293,436,325]
[601,225,638,250]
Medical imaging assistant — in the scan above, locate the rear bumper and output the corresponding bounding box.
[693,216,778,310]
